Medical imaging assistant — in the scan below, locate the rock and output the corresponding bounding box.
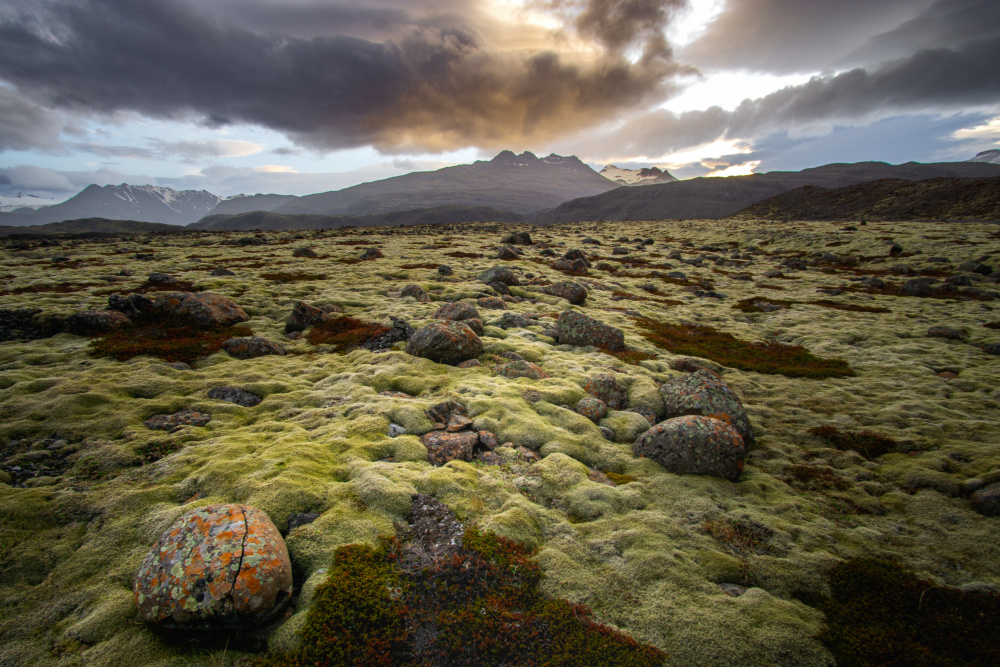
[498,312,531,329]
[889,264,913,276]
[478,266,520,286]
[285,301,332,333]
[502,231,532,245]
[421,431,481,466]
[860,276,885,289]
[446,415,473,432]
[478,431,499,450]
[0,308,58,342]
[405,321,483,365]
[165,362,191,371]
[293,247,318,258]
[381,391,413,399]
[210,268,236,277]
[144,410,212,431]
[222,336,286,360]
[970,482,1000,516]
[478,296,507,310]
[719,583,747,597]
[208,387,262,407]
[587,468,616,486]
[927,326,965,340]
[889,243,903,256]
[496,360,549,380]
[959,260,992,276]
[437,265,454,277]
[562,249,591,265]
[599,426,616,441]
[426,400,467,425]
[147,272,180,285]
[108,293,154,320]
[287,512,320,531]
[627,406,658,426]
[575,397,608,422]
[487,280,511,295]
[133,504,292,629]
[541,281,588,305]
[433,301,481,324]
[362,316,415,351]
[388,423,407,438]
[65,310,132,336]
[585,374,627,410]
[899,278,936,297]
[405,494,466,554]
[556,311,625,352]
[659,370,755,448]
[400,284,431,302]
[633,415,745,481]
[152,292,249,329]
[672,358,715,374]
[982,343,1000,356]
[359,248,384,261]
[457,359,482,368]
[550,258,589,275]
[476,451,504,466]
[496,246,520,260]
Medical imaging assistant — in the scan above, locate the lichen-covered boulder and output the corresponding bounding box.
[556,311,625,352]
[152,292,249,329]
[362,316,415,351]
[478,296,507,310]
[433,301,481,323]
[550,258,589,275]
[542,281,587,305]
[223,336,286,360]
[285,301,331,333]
[400,284,432,302]
[478,266,519,286]
[406,321,482,365]
[496,360,549,380]
[659,370,755,448]
[575,397,608,422]
[207,387,262,407]
[971,482,1000,517]
[585,374,627,410]
[359,248,384,261]
[134,504,292,629]
[421,431,481,466]
[65,310,132,336]
[633,415,745,481]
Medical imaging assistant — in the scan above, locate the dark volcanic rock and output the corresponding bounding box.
[633,415,745,481]
[496,360,549,379]
[0,308,61,342]
[65,310,132,336]
[970,482,1000,516]
[433,301,481,323]
[285,301,331,333]
[478,296,507,310]
[498,312,531,329]
[585,374,627,410]
[144,410,212,431]
[437,265,454,276]
[222,336,286,359]
[362,316,415,351]
[899,278,936,297]
[501,231,532,245]
[133,504,292,629]
[550,258,589,275]
[359,248,384,261]
[293,247,318,258]
[541,281,588,304]
[659,370,755,448]
[496,246,520,260]
[210,268,236,277]
[478,266,519,286]
[575,397,608,422]
[207,386,262,407]
[400,284,432,302]
[152,292,250,329]
[421,430,481,466]
[556,311,625,352]
[406,321,482,365]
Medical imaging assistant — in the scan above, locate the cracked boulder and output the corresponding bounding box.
[133,504,292,629]
[659,370,756,449]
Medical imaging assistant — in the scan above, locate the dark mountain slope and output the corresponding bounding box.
[189,205,523,231]
[0,218,188,237]
[205,194,298,217]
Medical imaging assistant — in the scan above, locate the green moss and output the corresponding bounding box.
[809,426,897,460]
[604,471,636,485]
[815,558,1000,667]
[265,528,665,666]
[88,321,253,363]
[634,317,855,379]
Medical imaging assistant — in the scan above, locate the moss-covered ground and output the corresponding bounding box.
[0,219,998,666]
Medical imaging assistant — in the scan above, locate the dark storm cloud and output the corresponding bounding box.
[0,86,65,151]
[533,0,686,60]
[0,0,684,152]
[573,34,1000,158]
[681,0,937,73]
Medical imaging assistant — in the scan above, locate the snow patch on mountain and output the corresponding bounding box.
[0,192,67,213]
[968,149,1000,165]
[600,165,677,186]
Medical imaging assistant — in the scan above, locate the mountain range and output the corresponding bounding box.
[599,165,677,186]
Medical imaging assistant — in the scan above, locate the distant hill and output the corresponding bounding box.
[190,205,523,231]
[0,218,188,237]
[531,160,1000,224]
[0,184,221,227]
[731,176,1000,221]
[203,193,298,217]
[969,149,1000,165]
[600,165,677,186]
[273,151,619,217]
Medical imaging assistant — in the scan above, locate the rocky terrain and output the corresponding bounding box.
[1,218,999,666]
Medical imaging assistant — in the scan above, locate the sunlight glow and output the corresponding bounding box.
[705,160,761,177]
[953,116,1000,142]
[255,165,298,173]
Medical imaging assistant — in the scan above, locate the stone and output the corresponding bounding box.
[437,265,454,276]
[207,387,262,407]
[405,321,483,365]
[478,431,499,450]
[108,293,155,320]
[133,504,292,629]
[982,343,1000,356]
[0,308,63,342]
[285,301,331,333]
[144,410,212,431]
[860,276,885,289]
[446,414,473,432]
[152,292,249,329]
[426,400,467,425]
[359,248,384,261]
[889,264,913,275]
[502,231,532,245]
[959,260,992,276]
[457,359,482,368]
[147,272,180,285]
[659,370,755,448]
[899,278,936,297]
[210,268,236,277]
[478,296,507,310]
[970,482,1000,517]
[927,326,965,340]
[585,374,627,410]
[633,415,745,481]
[496,360,549,380]
[388,423,407,437]
[587,468,616,486]
[362,316,415,351]
[562,249,591,265]
[556,311,625,352]
[400,284,431,302]
[498,312,531,329]
[541,281,587,305]
[627,406,658,427]
[433,301,481,324]
[487,280,510,295]
[599,426,616,441]
[293,247,318,258]
[550,258,589,275]
[65,310,132,336]
[496,246,520,260]
[575,397,608,422]
[478,266,519,286]
[421,431,480,466]
[222,337,286,360]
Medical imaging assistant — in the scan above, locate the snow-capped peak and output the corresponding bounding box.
[600,164,677,186]
[968,149,1000,165]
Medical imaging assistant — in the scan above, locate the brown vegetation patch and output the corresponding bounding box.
[261,272,328,283]
[399,263,441,270]
[446,251,481,259]
[135,280,199,293]
[983,321,1000,329]
[0,282,101,296]
[305,316,389,352]
[634,318,855,379]
[783,464,850,491]
[89,321,253,363]
[808,426,897,460]
[703,517,774,558]
[608,349,658,365]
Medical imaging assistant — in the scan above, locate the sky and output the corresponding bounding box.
[1,0,999,201]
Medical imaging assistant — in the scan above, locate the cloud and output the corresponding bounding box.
[0,86,65,151]
[0,0,686,153]
[146,139,264,161]
[0,164,77,192]
[952,117,1000,142]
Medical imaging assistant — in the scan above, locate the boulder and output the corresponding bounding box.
[133,504,292,628]
[496,246,520,260]
[501,231,532,245]
[152,292,249,329]
[285,301,331,333]
[659,370,755,448]
[65,310,132,336]
[899,278,936,297]
[292,247,317,258]
[222,337,286,360]
[433,301,481,323]
[362,316,415,351]
[478,296,507,310]
[359,248,384,261]
[421,431,481,466]
[498,312,531,329]
[550,258,589,275]
[557,311,625,352]
[927,326,965,340]
[400,285,431,302]
[541,281,587,305]
[437,265,454,277]
[970,482,1000,517]
[585,374,627,410]
[496,360,549,380]
[575,397,608,422]
[406,321,482,365]
[144,410,212,431]
[633,415,745,481]
[210,268,236,277]
[478,266,519,286]
[207,387,262,407]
